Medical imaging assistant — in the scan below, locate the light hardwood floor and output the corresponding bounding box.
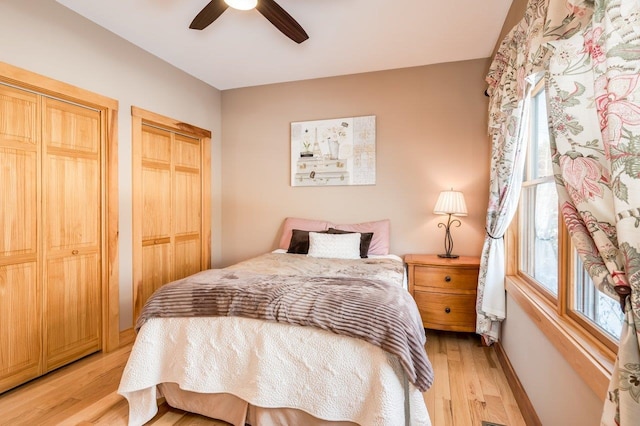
[0,330,526,426]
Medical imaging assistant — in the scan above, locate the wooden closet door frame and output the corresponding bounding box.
[0,61,120,353]
[131,106,212,322]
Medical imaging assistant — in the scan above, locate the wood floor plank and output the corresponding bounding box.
[468,398,491,426]
[445,334,462,362]
[491,355,528,426]
[484,394,512,425]
[150,410,187,425]
[473,344,502,398]
[45,391,124,425]
[458,334,485,404]
[423,381,436,424]
[49,367,124,421]
[432,352,452,400]
[0,345,131,417]
[7,396,81,425]
[448,359,474,426]
[146,402,181,425]
[434,396,454,426]
[91,397,129,426]
[0,330,530,426]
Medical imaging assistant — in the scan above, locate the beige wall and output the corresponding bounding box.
[220,59,492,266]
[0,0,223,330]
[503,294,603,425]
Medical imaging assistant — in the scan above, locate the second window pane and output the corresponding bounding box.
[533,182,558,294]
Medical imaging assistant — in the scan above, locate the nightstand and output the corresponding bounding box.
[405,254,480,332]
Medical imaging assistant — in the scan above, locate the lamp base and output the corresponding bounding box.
[437,253,459,259]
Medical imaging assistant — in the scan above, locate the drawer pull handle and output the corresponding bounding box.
[444,276,452,282]
[72,249,79,255]
[445,307,451,314]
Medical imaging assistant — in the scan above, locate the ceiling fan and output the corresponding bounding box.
[190,0,309,44]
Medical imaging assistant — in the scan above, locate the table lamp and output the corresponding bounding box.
[433,190,467,258]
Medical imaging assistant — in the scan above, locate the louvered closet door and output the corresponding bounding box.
[42,97,101,371]
[0,85,42,390]
[134,122,203,320]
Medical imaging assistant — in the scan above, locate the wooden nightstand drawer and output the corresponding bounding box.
[414,291,476,332]
[405,254,480,333]
[413,265,478,291]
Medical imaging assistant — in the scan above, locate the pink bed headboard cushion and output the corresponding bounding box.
[333,219,390,255]
[278,217,333,250]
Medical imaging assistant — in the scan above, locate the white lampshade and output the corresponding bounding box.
[225,0,257,10]
[433,190,468,216]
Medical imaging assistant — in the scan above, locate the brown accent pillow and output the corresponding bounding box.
[287,229,328,254]
[327,228,373,258]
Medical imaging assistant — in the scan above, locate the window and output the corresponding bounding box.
[573,254,623,340]
[515,78,623,350]
[519,86,558,297]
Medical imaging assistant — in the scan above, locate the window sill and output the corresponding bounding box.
[505,276,615,400]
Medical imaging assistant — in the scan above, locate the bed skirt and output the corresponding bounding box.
[160,383,359,426]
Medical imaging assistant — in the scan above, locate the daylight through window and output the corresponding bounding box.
[515,78,622,348]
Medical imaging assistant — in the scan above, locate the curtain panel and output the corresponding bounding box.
[545,1,640,424]
[478,0,590,343]
[484,0,640,423]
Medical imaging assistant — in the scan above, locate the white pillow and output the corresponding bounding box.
[307,232,361,260]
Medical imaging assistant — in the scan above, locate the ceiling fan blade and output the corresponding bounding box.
[190,0,229,30]
[256,0,309,44]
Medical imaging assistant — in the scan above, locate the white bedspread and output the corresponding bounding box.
[118,316,431,426]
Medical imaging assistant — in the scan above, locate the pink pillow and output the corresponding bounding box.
[333,219,390,255]
[278,217,333,250]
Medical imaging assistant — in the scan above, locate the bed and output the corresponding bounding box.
[118,218,434,426]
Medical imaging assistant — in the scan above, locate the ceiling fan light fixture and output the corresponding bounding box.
[224,0,258,10]
[191,0,308,44]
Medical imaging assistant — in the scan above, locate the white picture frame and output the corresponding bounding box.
[290,115,376,186]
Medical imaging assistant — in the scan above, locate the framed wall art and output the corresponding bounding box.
[291,115,376,186]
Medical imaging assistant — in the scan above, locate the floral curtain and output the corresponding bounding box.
[485,0,640,421]
[544,0,640,423]
[476,29,532,344]
[478,0,590,344]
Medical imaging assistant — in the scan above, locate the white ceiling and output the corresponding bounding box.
[56,0,512,90]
